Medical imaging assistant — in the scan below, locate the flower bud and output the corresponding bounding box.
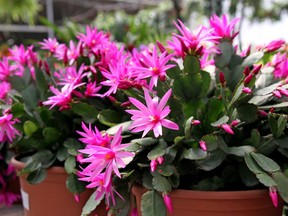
[150,160,158,172]
[74,194,80,203]
[242,87,252,94]
[191,119,201,125]
[156,41,166,53]
[251,64,262,75]
[243,66,250,76]
[157,156,164,165]
[230,119,240,127]
[199,140,207,151]
[244,73,253,85]
[163,193,173,214]
[130,207,139,216]
[219,71,225,86]
[273,90,282,98]
[221,124,234,135]
[269,187,278,207]
[258,110,268,117]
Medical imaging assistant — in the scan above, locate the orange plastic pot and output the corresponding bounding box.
[132,184,283,216]
[11,156,106,216]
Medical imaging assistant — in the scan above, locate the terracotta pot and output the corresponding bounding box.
[11,156,106,216]
[132,184,284,216]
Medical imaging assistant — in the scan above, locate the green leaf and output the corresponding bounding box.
[211,115,229,127]
[11,103,25,118]
[98,109,123,127]
[66,173,86,194]
[242,51,264,66]
[23,120,38,136]
[237,103,258,123]
[157,165,174,177]
[142,172,154,190]
[166,63,181,79]
[244,153,265,174]
[251,152,280,172]
[227,146,255,157]
[106,121,132,135]
[256,173,277,187]
[64,156,76,174]
[271,172,288,202]
[201,134,218,151]
[35,68,48,97]
[147,140,167,160]
[18,160,41,175]
[268,114,279,138]
[131,137,158,147]
[197,149,226,171]
[141,190,166,216]
[22,84,39,109]
[183,148,207,160]
[257,135,277,155]
[199,71,211,97]
[183,55,200,74]
[43,127,60,144]
[56,146,69,161]
[184,116,194,140]
[251,129,260,147]
[27,169,47,184]
[81,191,104,216]
[238,164,259,187]
[152,175,172,192]
[72,103,99,123]
[277,115,287,137]
[215,41,233,68]
[276,137,288,148]
[63,138,82,150]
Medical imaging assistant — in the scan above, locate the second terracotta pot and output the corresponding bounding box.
[132,184,283,216]
[11,156,106,216]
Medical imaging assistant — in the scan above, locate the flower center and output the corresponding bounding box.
[150,67,160,75]
[149,115,160,123]
[105,151,115,160]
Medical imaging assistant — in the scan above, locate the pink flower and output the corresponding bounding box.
[43,86,73,110]
[199,140,207,151]
[77,26,108,50]
[240,45,251,57]
[0,191,21,207]
[170,20,220,56]
[101,56,136,97]
[67,41,82,65]
[221,123,234,135]
[269,187,278,207]
[127,89,179,138]
[39,38,63,54]
[84,82,101,97]
[0,81,11,101]
[0,57,12,80]
[163,193,173,214]
[56,65,87,90]
[209,14,240,40]
[79,127,134,187]
[274,57,288,79]
[77,122,111,147]
[0,113,20,143]
[130,45,175,90]
[264,40,285,53]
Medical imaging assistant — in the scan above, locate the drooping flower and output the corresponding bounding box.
[163,193,173,214]
[221,123,234,135]
[130,45,175,90]
[209,14,240,40]
[127,89,179,138]
[269,187,278,207]
[79,127,134,187]
[0,113,20,143]
[77,122,111,147]
[199,140,207,151]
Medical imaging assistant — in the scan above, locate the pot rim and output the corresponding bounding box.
[10,155,66,174]
[132,184,271,200]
